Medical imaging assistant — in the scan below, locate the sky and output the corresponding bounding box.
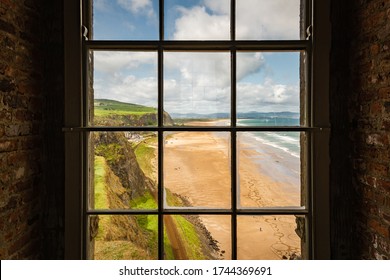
[92,0,302,115]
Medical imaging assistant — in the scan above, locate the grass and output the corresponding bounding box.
[94,99,156,117]
[94,156,108,209]
[174,215,204,260]
[165,188,186,207]
[130,191,157,209]
[134,138,157,180]
[95,143,123,164]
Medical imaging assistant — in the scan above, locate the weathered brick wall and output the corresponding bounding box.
[348,0,390,259]
[0,0,44,259]
[0,0,64,259]
[331,0,390,259]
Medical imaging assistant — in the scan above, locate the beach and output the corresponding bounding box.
[163,122,302,259]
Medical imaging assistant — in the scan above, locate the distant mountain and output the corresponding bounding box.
[171,111,299,119]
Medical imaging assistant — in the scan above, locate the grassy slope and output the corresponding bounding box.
[93,100,208,260]
[94,99,156,117]
[94,156,108,209]
[134,136,157,181]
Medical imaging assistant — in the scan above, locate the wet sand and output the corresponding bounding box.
[163,122,302,259]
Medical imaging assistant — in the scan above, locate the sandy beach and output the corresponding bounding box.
[163,122,302,259]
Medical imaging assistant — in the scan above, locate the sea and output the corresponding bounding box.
[237,118,301,158]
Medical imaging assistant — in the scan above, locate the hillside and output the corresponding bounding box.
[91,100,220,260]
[94,99,173,126]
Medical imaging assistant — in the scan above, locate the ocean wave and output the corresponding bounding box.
[242,132,300,158]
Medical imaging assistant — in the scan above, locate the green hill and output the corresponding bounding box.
[93,99,173,126]
[94,99,157,117]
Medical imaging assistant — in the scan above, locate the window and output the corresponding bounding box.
[64,0,330,260]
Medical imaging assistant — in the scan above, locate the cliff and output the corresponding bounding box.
[94,132,155,200]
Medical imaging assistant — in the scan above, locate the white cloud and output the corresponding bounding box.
[93,1,301,114]
[117,0,155,18]
[94,51,156,73]
[236,0,300,40]
[172,5,230,40]
[237,53,265,81]
[203,0,230,15]
[93,52,158,107]
[164,52,231,114]
[237,79,299,112]
[94,0,109,11]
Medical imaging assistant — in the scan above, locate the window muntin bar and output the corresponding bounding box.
[84,40,311,51]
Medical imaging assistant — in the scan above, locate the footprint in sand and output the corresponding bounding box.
[264,216,300,259]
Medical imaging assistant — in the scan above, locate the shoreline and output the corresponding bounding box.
[163,123,302,259]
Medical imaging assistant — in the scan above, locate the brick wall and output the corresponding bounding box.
[0,0,44,259]
[348,0,390,259]
[331,0,390,259]
[0,0,389,260]
[0,0,64,259]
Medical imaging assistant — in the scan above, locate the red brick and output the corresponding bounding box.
[370,44,380,55]
[0,140,18,152]
[366,133,389,147]
[377,179,390,193]
[8,231,31,254]
[368,219,389,238]
[369,163,389,178]
[370,101,383,115]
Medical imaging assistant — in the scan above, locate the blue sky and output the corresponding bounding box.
[92,0,301,114]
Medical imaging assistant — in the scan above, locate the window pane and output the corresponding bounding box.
[236,0,302,40]
[237,132,302,208]
[164,215,231,260]
[90,132,158,210]
[89,215,158,260]
[164,52,231,125]
[237,52,302,125]
[165,0,230,40]
[164,132,231,208]
[237,215,305,260]
[90,51,158,127]
[91,0,159,40]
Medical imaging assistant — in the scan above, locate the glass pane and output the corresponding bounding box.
[165,0,230,40]
[89,215,158,260]
[90,132,158,210]
[164,52,231,125]
[237,52,302,125]
[237,215,305,260]
[237,132,302,208]
[236,0,302,40]
[90,51,158,126]
[164,132,231,208]
[91,0,159,40]
[164,215,231,260]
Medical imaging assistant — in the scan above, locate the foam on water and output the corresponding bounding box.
[238,119,301,158]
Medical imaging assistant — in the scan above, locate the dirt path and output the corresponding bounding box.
[163,215,188,259]
[150,190,188,259]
